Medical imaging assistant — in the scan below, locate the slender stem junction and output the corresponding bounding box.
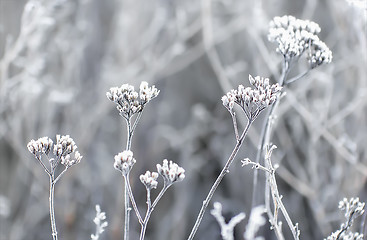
[187,119,252,240]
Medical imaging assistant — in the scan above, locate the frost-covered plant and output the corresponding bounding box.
[91,205,108,240]
[188,74,281,240]
[126,159,185,240]
[210,202,266,240]
[251,16,333,226]
[27,135,82,240]
[106,81,159,121]
[268,15,332,70]
[107,81,159,240]
[107,81,185,240]
[244,205,267,240]
[211,202,246,240]
[243,145,300,240]
[326,198,365,240]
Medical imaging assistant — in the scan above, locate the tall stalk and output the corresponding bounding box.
[49,179,58,240]
[187,119,252,240]
[123,111,143,240]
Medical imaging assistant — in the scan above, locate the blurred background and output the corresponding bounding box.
[0,0,366,239]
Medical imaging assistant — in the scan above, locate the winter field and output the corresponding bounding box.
[0,0,366,240]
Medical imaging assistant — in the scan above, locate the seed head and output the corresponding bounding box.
[222,75,282,118]
[140,171,159,190]
[156,159,185,184]
[107,81,159,118]
[268,15,332,67]
[114,150,136,174]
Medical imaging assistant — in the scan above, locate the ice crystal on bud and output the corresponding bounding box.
[27,137,53,156]
[222,75,282,119]
[106,81,159,118]
[114,150,136,174]
[268,15,332,67]
[157,159,185,184]
[140,171,159,189]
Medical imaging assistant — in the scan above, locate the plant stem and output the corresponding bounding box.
[122,111,143,240]
[49,179,58,240]
[139,184,169,240]
[187,119,252,240]
[124,118,132,240]
[265,147,299,240]
[251,59,290,208]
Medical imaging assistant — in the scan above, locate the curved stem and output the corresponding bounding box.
[187,119,252,240]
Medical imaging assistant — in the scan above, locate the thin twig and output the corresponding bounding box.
[230,112,239,141]
[124,174,143,224]
[49,179,58,240]
[139,184,170,240]
[265,146,300,240]
[187,119,252,240]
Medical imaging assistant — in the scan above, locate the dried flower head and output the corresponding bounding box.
[27,135,82,175]
[139,81,160,104]
[339,197,365,220]
[268,15,332,67]
[114,150,136,174]
[325,198,365,240]
[140,171,159,190]
[106,81,159,118]
[222,75,282,118]
[27,136,53,156]
[156,159,185,184]
[53,135,82,167]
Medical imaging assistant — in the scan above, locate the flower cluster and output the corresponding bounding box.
[27,136,53,156]
[339,197,365,220]
[140,171,159,190]
[114,150,136,175]
[91,204,108,240]
[222,75,282,117]
[27,135,82,168]
[156,159,185,184]
[106,81,159,118]
[325,198,365,240]
[53,135,82,167]
[268,15,332,67]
